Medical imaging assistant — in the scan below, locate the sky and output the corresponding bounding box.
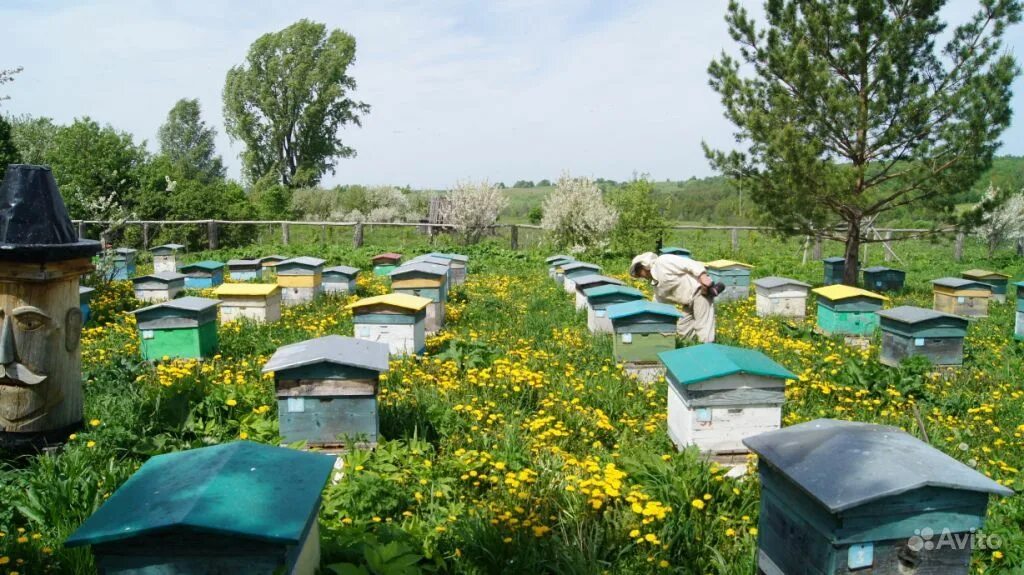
[2,0,1024,189]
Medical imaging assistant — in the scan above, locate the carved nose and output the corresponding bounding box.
[0,315,16,365]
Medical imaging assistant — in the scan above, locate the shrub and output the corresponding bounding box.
[540,174,618,250]
[439,180,507,243]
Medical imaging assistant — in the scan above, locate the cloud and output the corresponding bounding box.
[2,0,1023,189]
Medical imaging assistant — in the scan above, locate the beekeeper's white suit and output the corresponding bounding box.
[630,252,716,343]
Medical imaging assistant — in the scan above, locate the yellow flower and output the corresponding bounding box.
[239,432,249,440]
[691,499,705,510]
[86,441,96,448]
[629,529,641,538]
[659,560,670,568]
[89,418,101,427]
[749,528,758,536]
[226,399,238,407]
[68,434,77,440]
[725,528,736,537]
[992,550,1003,560]
[16,536,28,544]
[0,557,8,565]
[702,493,712,501]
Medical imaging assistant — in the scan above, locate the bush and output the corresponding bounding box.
[540,174,618,250]
[609,177,666,255]
[439,180,507,243]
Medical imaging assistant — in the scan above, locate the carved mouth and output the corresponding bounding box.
[0,364,47,386]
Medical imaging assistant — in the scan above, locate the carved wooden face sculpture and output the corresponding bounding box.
[0,277,82,433]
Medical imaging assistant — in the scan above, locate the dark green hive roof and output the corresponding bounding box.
[659,343,795,385]
[65,441,336,547]
[180,260,225,272]
[583,285,644,299]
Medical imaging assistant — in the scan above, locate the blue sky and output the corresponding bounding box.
[2,0,1023,189]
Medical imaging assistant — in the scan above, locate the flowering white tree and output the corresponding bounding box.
[974,184,1024,256]
[439,180,507,243]
[541,174,618,250]
[339,186,423,222]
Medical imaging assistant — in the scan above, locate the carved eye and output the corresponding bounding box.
[13,309,50,331]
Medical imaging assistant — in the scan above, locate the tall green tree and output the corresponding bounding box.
[223,19,369,188]
[8,115,59,165]
[609,177,666,255]
[705,0,1021,284]
[157,98,225,183]
[0,116,20,168]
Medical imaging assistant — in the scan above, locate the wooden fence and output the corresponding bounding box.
[72,219,977,261]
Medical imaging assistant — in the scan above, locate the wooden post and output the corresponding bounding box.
[142,223,150,250]
[207,220,218,250]
[812,236,822,260]
[320,224,327,245]
[730,228,739,252]
[510,225,519,250]
[77,221,85,240]
[281,222,290,246]
[883,231,894,262]
[1017,238,1023,257]
[353,223,364,248]
[954,231,965,262]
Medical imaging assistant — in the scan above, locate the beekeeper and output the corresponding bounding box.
[629,252,718,343]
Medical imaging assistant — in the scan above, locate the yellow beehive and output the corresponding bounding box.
[214,283,282,324]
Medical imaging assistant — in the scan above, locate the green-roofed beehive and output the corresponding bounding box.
[607,300,682,381]
[705,260,754,302]
[659,343,793,456]
[753,277,811,319]
[584,284,645,334]
[65,441,336,575]
[659,246,692,258]
[862,266,906,293]
[744,419,1013,575]
[132,296,220,360]
[572,274,624,311]
[877,306,970,367]
[546,255,575,280]
[561,262,601,294]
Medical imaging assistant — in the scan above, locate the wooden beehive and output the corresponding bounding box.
[150,243,184,273]
[228,258,263,281]
[79,286,95,324]
[705,260,754,302]
[371,252,402,276]
[348,293,430,356]
[660,343,794,455]
[753,277,811,319]
[409,255,454,287]
[961,269,1010,303]
[132,272,186,303]
[277,257,325,307]
[427,252,469,285]
[322,265,360,295]
[822,256,845,286]
[812,285,888,336]
[606,300,682,367]
[65,441,336,575]
[572,274,625,311]
[561,262,602,294]
[263,335,389,449]
[214,283,282,324]
[658,246,692,258]
[876,306,969,367]
[110,248,137,280]
[133,296,220,360]
[745,419,1013,575]
[179,260,225,289]
[546,255,575,280]
[932,278,991,319]
[584,285,645,334]
[1016,282,1024,341]
[862,265,906,293]
[389,262,448,334]
[259,255,288,280]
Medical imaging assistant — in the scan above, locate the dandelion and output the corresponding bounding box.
[89,419,101,426]
[226,398,238,407]
[691,499,705,510]
[86,441,96,448]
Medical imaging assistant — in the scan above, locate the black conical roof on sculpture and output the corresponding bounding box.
[0,164,101,262]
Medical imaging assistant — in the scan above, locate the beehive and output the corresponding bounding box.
[263,335,389,449]
[1016,282,1024,341]
[389,262,448,334]
[348,293,430,356]
[427,252,469,285]
[150,243,184,273]
[659,246,692,258]
[561,262,602,294]
[227,258,263,281]
[546,255,575,280]
[961,269,1010,303]
[876,306,969,367]
[862,265,906,293]
[753,277,811,319]
[409,255,454,286]
[132,272,186,303]
[705,260,754,302]
[259,255,288,280]
[179,260,225,289]
[277,257,325,307]
[322,265,360,295]
[822,256,845,286]
[572,274,625,311]
[584,285,646,334]
[133,296,220,360]
[110,248,137,280]
[79,286,95,324]
[932,278,991,319]
[660,343,794,455]
[812,285,888,336]
[606,300,682,371]
[65,441,336,575]
[371,252,402,276]
[745,419,1013,575]
[214,283,282,324]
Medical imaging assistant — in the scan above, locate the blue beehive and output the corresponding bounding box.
[180,260,225,289]
[561,262,602,293]
[110,248,137,280]
[65,441,336,575]
[745,419,1013,575]
[823,257,845,286]
[659,246,692,258]
[546,255,575,280]
[862,266,906,292]
[228,258,263,281]
[1015,281,1023,341]
[264,335,389,449]
[572,274,625,310]
[323,265,360,295]
[79,286,95,324]
[584,285,645,334]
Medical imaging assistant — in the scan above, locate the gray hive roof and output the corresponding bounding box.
[390,262,448,277]
[546,255,573,264]
[561,261,600,272]
[932,277,992,290]
[132,272,186,284]
[281,256,326,268]
[79,286,95,295]
[262,335,389,374]
[133,296,220,315]
[744,419,1012,513]
[409,255,451,267]
[324,265,360,276]
[863,265,901,273]
[572,274,625,290]
[754,276,811,289]
[259,254,288,263]
[876,305,963,325]
[227,258,261,267]
[151,243,184,252]
[114,247,137,255]
[823,257,845,263]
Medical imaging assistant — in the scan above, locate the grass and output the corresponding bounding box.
[0,235,1022,574]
